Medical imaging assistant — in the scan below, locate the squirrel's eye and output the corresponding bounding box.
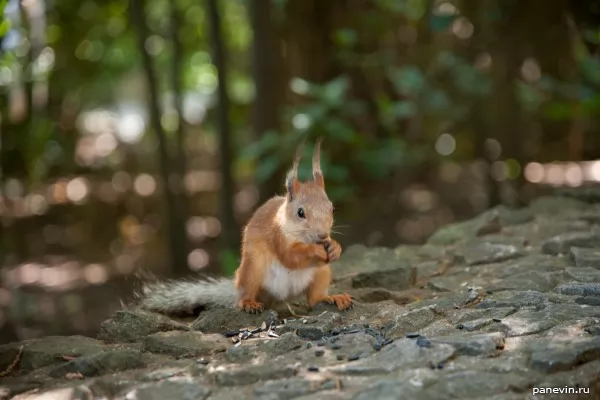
[297,208,305,219]
[332,206,335,214]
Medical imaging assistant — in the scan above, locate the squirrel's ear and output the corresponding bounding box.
[285,142,303,200]
[312,138,324,188]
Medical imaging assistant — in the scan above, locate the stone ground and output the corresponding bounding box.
[2,192,600,399]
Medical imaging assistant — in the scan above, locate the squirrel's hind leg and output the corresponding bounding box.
[234,252,267,313]
[306,265,354,311]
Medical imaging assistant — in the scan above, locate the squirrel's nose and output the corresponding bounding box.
[317,233,329,241]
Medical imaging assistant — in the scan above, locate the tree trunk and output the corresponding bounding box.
[249,0,284,203]
[168,0,191,264]
[206,0,238,269]
[168,0,188,180]
[129,0,189,276]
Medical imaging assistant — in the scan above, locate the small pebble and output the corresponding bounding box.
[196,358,210,365]
[437,363,444,369]
[372,343,382,351]
[348,355,360,361]
[363,323,370,328]
[315,350,325,357]
[456,324,464,330]
[330,344,342,350]
[416,337,431,348]
[405,333,420,338]
[336,355,345,361]
[302,319,308,324]
[306,343,313,349]
[429,362,436,369]
[307,366,319,372]
[317,340,325,347]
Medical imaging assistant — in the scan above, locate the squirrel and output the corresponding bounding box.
[137,140,354,315]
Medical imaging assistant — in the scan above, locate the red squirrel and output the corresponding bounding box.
[138,140,354,314]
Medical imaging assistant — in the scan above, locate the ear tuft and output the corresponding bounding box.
[285,140,305,200]
[312,137,324,188]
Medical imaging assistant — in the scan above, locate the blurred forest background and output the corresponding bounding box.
[2,0,600,342]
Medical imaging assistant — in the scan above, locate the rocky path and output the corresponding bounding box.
[2,194,600,399]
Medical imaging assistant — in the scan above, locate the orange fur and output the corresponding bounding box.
[232,141,353,313]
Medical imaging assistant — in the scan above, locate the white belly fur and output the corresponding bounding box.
[262,261,316,301]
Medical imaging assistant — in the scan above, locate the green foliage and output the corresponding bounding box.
[429,14,455,32]
[219,248,239,277]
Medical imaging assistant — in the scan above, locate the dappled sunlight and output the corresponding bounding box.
[4,261,109,292]
[133,174,157,197]
[188,249,210,271]
[186,216,221,241]
[524,160,600,187]
[66,177,90,203]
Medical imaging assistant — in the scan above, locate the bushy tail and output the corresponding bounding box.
[136,277,237,314]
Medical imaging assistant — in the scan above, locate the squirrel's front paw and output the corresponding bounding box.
[312,244,329,263]
[324,239,342,263]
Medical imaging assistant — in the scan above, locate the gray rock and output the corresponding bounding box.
[330,338,456,375]
[406,291,474,312]
[122,378,211,400]
[424,370,537,398]
[575,296,600,306]
[529,195,588,214]
[225,332,305,363]
[384,307,439,340]
[565,267,600,282]
[49,349,146,378]
[426,213,496,246]
[527,337,600,373]
[541,232,600,255]
[445,307,516,325]
[419,320,461,337]
[569,246,600,268]
[455,318,494,332]
[544,317,600,337]
[277,313,341,340]
[426,205,534,247]
[261,332,307,356]
[142,331,229,357]
[351,379,434,400]
[253,377,338,400]
[497,308,562,337]
[98,309,189,343]
[430,332,505,357]
[460,242,525,266]
[477,290,549,309]
[0,335,105,373]
[534,360,600,396]
[554,282,600,297]
[553,185,600,203]
[351,267,416,290]
[491,271,560,293]
[325,332,379,359]
[332,246,416,292]
[192,307,279,334]
[213,364,298,386]
[585,325,600,336]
